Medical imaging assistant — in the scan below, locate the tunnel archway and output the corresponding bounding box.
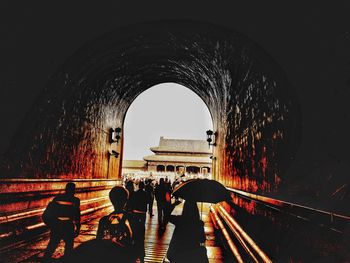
[2,20,300,194]
[121,82,213,169]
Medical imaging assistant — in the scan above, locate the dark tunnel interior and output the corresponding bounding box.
[1,21,301,194]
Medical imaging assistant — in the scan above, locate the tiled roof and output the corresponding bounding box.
[122,160,147,168]
[143,154,211,164]
[150,137,212,154]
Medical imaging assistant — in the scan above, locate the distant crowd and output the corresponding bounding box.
[41,174,208,263]
[124,174,184,228]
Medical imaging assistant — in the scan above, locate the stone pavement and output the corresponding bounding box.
[0,203,224,263]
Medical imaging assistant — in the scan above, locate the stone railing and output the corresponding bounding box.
[0,179,121,240]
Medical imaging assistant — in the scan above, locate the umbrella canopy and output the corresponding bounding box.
[172,179,230,203]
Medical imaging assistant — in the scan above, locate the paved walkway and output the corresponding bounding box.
[0,203,224,263]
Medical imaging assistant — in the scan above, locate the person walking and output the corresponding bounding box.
[163,180,173,226]
[166,201,208,263]
[125,179,135,211]
[155,178,167,227]
[145,179,155,216]
[42,183,80,262]
[129,181,149,263]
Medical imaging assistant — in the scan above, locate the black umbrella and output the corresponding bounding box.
[172,179,230,203]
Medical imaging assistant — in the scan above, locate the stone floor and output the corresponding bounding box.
[0,203,224,263]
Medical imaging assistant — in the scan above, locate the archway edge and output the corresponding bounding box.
[40,19,298,126]
[4,20,300,195]
[121,82,215,132]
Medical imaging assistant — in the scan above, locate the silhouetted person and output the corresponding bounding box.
[163,180,173,226]
[42,183,80,262]
[166,201,209,263]
[155,178,167,227]
[129,181,149,263]
[172,178,180,190]
[65,186,135,263]
[145,179,155,216]
[165,176,170,186]
[125,180,135,211]
[96,186,133,246]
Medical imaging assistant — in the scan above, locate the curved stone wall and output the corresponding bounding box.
[1,21,300,193]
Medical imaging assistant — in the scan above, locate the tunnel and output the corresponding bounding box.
[0,21,307,261]
[1,20,300,190]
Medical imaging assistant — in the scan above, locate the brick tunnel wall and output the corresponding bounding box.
[1,21,300,194]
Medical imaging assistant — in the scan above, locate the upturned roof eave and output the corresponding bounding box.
[150,147,211,155]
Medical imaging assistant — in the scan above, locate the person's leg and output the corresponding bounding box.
[163,203,171,226]
[160,204,166,226]
[132,214,145,262]
[43,228,61,261]
[62,222,75,258]
[157,202,162,224]
[149,196,154,216]
[139,214,146,262]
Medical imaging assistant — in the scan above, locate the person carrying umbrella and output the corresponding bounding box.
[166,179,230,263]
[167,200,208,263]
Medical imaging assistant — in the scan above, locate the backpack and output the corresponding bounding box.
[42,201,57,227]
[165,191,171,203]
[98,213,132,248]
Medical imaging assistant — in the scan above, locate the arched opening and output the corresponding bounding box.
[176,166,185,174]
[166,165,175,172]
[202,167,210,174]
[2,21,300,195]
[156,165,165,172]
[122,83,213,180]
[186,166,200,174]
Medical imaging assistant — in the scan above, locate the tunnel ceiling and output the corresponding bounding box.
[2,21,300,193]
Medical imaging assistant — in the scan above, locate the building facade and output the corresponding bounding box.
[122,160,147,175]
[143,137,212,174]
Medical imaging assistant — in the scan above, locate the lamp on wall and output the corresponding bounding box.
[109,150,119,158]
[206,130,217,147]
[110,127,122,144]
[107,149,119,178]
[114,127,121,144]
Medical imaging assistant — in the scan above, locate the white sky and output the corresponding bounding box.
[123,83,213,160]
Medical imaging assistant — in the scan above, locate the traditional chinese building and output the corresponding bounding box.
[122,160,147,174]
[143,137,212,174]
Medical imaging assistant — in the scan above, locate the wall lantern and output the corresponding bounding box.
[110,127,122,144]
[206,130,217,147]
[109,150,119,158]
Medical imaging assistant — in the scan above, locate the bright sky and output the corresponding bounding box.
[123,83,213,160]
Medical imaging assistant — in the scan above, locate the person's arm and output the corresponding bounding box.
[146,190,151,204]
[124,218,133,239]
[74,199,81,237]
[96,217,107,239]
[169,215,180,225]
[168,199,182,214]
[199,220,206,243]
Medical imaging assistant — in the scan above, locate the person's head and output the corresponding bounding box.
[109,186,129,211]
[65,183,76,196]
[182,201,200,221]
[159,178,165,185]
[126,180,134,192]
[138,181,145,191]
